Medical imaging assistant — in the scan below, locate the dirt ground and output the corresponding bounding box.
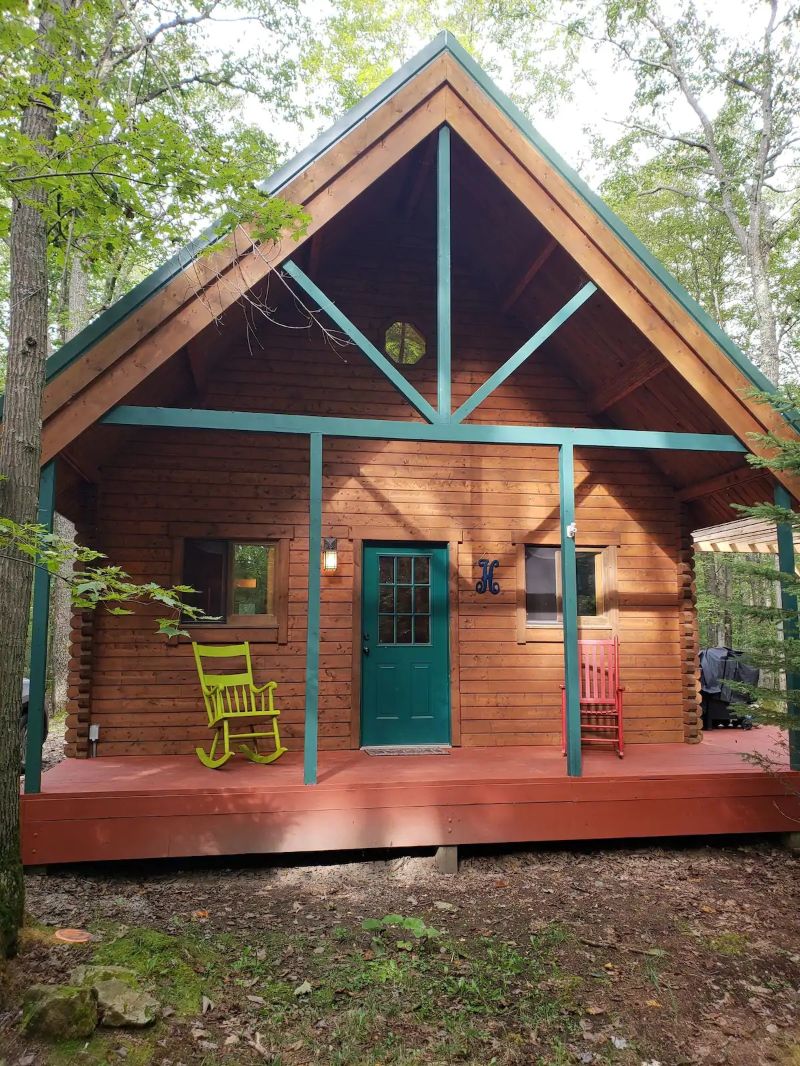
[0,836,797,1066]
[41,713,66,774]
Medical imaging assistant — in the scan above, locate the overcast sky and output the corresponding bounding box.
[212,0,763,190]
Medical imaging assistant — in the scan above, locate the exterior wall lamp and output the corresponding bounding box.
[322,537,338,574]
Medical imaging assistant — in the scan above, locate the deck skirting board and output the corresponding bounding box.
[22,772,800,865]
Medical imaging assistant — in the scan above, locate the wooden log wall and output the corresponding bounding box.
[65,241,694,757]
[679,504,702,743]
[66,485,98,758]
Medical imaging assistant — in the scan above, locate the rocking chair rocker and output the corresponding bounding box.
[192,642,287,769]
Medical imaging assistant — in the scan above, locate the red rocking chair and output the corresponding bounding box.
[561,637,625,758]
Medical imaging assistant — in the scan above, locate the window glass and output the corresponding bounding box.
[385,321,426,365]
[182,539,226,620]
[182,539,275,622]
[525,545,604,624]
[231,543,275,617]
[576,552,599,616]
[525,546,558,623]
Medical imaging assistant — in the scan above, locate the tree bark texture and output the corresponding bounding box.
[0,3,60,957]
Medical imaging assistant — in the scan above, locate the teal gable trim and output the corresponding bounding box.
[13,29,777,429]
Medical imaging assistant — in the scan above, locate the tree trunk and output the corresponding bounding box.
[0,3,60,957]
[49,511,75,723]
[748,249,781,384]
[48,256,85,732]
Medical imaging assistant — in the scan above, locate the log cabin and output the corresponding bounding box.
[18,33,800,865]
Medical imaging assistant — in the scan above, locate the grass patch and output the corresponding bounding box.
[66,918,580,1063]
[707,931,748,957]
[283,920,580,1063]
[90,926,218,1015]
[47,1033,155,1066]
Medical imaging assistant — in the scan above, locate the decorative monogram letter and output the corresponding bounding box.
[475,558,500,595]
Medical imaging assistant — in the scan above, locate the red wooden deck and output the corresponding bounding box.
[22,728,800,865]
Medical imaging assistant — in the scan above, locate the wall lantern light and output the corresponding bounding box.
[322,537,339,574]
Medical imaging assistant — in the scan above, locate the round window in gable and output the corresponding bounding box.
[385,321,426,365]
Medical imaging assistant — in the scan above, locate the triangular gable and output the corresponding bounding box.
[30,32,799,498]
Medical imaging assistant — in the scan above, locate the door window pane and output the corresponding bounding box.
[379,556,394,583]
[379,586,395,612]
[397,557,412,584]
[396,586,413,615]
[396,614,413,643]
[525,546,558,623]
[375,553,434,645]
[231,542,275,617]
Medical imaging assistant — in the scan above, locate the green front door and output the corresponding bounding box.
[361,544,450,747]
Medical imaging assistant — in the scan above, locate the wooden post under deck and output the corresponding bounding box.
[25,460,56,795]
[775,484,800,770]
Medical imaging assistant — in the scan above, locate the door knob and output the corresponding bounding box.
[362,644,370,656]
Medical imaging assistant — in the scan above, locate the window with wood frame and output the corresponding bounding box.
[517,543,617,642]
[181,539,280,627]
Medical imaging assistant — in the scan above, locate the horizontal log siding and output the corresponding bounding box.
[68,252,689,756]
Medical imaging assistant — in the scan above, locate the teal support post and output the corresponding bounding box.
[453,282,597,423]
[559,442,582,777]
[25,461,56,794]
[282,260,439,425]
[437,125,451,420]
[775,484,800,770]
[304,433,322,785]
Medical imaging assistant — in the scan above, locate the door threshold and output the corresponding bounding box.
[361,745,452,756]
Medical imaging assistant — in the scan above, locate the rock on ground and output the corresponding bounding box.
[94,978,158,1028]
[22,984,98,1041]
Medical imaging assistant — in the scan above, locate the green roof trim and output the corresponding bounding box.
[6,31,776,419]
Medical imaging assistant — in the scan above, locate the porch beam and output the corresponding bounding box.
[775,484,800,770]
[437,125,451,419]
[282,260,439,425]
[103,406,748,455]
[25,460,56,795]
[304,433,322,786]
[451,282,597,424]
[559,443,581,777]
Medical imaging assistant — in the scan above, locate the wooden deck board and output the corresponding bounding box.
[22,729,800,865]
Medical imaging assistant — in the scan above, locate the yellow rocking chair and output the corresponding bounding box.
[192,642,287,769]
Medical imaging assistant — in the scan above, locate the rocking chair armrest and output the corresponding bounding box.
[250,681,278,695]
[201,682,221,697]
